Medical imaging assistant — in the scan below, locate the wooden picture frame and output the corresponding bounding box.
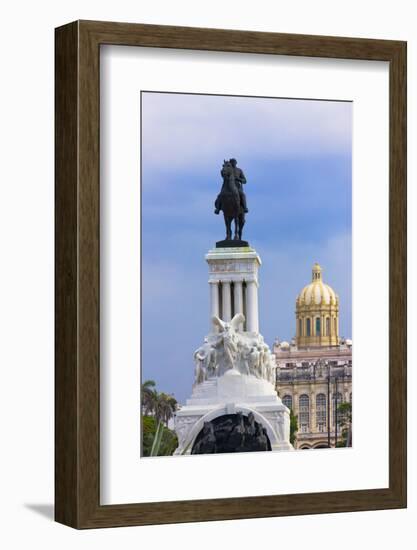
[55,20,407,528]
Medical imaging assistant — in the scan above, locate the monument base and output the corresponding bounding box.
[216,239,249,248]
[174,370,293,455]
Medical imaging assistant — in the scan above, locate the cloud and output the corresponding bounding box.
[141,92,352,173]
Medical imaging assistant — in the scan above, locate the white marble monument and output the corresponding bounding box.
[174,245,293,454]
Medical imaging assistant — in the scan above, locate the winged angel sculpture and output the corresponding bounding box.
[193,313,276,385]
[211,313,245,375]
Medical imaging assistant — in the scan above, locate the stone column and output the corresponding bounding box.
[246,280,259,333]
[209,281,219,331]
[293,392,299,424]
[233,281,244,330]
[222,281,232,321]
[310,389,316,433]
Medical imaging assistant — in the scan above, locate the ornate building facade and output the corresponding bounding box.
[274,263,352,449]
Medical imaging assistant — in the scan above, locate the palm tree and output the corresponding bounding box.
[158,393,178,426]
[150,392,178,456]
[141,381,179,456]
[141,379,157,416]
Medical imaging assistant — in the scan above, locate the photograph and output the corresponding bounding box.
[140,91,352,456]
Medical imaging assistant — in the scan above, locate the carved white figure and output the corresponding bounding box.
[237,342,251,375]
[206,346,218,378]
[256,345,264,378]
[193,339,218,385]
[263,359,270,382]
[247,346,261,377]
[212,313,245,375]
[269,359,277,385]
[262,346,274,383]
[193,349,207,385]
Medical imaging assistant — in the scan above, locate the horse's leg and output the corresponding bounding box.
[224,215,231,240]
[233,216,239,240]
[239,214,245,240]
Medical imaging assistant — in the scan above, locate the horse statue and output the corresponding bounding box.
[215,160,246,241]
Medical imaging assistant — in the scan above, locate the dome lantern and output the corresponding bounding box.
[312,262,322,282]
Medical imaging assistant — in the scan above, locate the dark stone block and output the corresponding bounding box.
[216,239,249,248]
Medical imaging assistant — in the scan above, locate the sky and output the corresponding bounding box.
[141,91,352,404]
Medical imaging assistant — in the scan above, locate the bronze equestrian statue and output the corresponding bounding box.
[214,158,248,242]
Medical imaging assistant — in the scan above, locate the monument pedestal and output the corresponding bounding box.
[206,245,260,332]
[216,239,249,248]
[175,370,293,454]
[174,245,293,455]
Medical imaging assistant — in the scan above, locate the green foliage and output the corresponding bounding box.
[289,409,298,445]
[336,402,352,447]
[141,415,178,456]
[337,402,352,423]
[336,429,349,447]
[140,380,179,456]
[141,379,157,417]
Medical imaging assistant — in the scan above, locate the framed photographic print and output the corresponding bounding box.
[55,20,406,528]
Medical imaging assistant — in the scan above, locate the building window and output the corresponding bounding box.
[334,317,337,334]
[316,393,327,431]
[315,317,321,335]
[283,395,292,410]
[332,392,343,425]
[299,318,302,336]
[306,318,311,337]
[299,394,310,431]
[326,317,330,336]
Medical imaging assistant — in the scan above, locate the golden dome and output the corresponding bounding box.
[295,263,340,348]
[296,263,338,307]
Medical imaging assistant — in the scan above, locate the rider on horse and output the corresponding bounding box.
[215,158,249,214]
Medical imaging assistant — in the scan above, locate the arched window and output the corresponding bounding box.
[332,392,343,425]
[282,395,292,410]
[299,318,302,336]
[316,393,327,432]
[306,318,311,337]
[326,317,330,336]
[315,317,321,335]
[299,394,310,432]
